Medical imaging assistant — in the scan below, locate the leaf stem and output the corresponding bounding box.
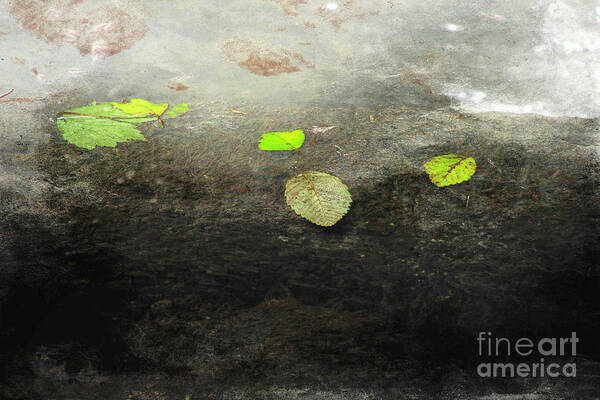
[58,111,158,121]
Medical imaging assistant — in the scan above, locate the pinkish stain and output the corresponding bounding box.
[263,0,308,16]
[222,38,314,76]
[9,0,148,60]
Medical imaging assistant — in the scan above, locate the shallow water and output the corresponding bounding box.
[1,1,600,399]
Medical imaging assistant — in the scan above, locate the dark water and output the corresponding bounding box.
[1,103,599,399]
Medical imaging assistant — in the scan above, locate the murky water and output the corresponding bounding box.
[1,0,600,399]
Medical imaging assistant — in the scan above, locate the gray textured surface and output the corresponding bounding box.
[3,0,600,116]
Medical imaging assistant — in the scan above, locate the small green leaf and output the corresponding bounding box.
[424,154,476,187]
[259,130,305,150]
[57,117,146,150]
[285,171,352,226]
[112,98,169,117]
[164,103,189,119]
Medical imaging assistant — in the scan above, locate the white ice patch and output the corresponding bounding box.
[446,87,487,105]
[447,0,600,118]
[445,82,589,117]
[445,84,559,116]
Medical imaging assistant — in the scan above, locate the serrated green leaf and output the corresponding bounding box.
[112,98,169,117]
[57,117,146,150]
[61,102,138,118]
[164,103,189,119]
[259,130,305,150]
[424,154,476,187]
[57,99,189,149]
[59,101,158,123]
[285,171,352,226]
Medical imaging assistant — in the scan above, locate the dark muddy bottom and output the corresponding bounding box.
[1,102,599,399]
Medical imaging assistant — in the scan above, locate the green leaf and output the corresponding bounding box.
[424,154,476,187]
[164,103,189,119]
[59,100,158,125]
[112,98,169,117]
[285,171,352,226]
[57,117,146,150]
[258,130,305,150]
[62,101,149,119]
[57,99,189,149]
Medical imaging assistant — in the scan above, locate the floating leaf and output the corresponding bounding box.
[112,98,169,117]
[57,99,189,149]
[285,171,352,226]
[164,103,189,119]
[424,154,476,187]
[59,102,156,124]
[57,117,146,150]
[61,101,139,118]
[259,130,305,150]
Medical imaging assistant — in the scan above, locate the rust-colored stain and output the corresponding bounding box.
[9,0,148,61]
[238,51,300,76]
[264,0,381,32]
[0,88,80,104]
[0,97,42,104]
[222,39,314,76]
[263,0,308,16]
[11,57,26,64]
[281,49,315,69]
[168,82,189,91]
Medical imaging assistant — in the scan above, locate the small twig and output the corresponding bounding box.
[59,111,154,119]
[310,126,335,135]
[487,158,500,172]
[58,111,160,125]
[465,194,470,208]
[0,88,14,99]
[334,144,347,156]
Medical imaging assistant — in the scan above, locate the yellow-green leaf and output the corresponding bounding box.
[258,130,305,151]
[112,98,169,117]
[57,99,190,149]
[285,171,352,226]
[424,154,476,187]
[164,103,189,119]
[60,101,152,120]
